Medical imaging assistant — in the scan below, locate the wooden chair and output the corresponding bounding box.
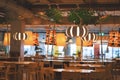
[44,61,51,67]
[89,63,113,80]
[62,71,79,80]
[22,62,38,80]
[105,63,113,80]
[112,61,120,80]
[52,61,63,68]
[37,62,44,80]
[0,65,10,80]
[43,67,54,80]
[89,71,106,80]
[79,73,90,80]
[5,64,18,80]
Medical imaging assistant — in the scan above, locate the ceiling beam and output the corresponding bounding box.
[47,0,63,3]
[31,3,120,12]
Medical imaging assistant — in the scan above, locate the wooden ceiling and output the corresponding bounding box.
[0,0,120,33]
[8,0,120,11]
[22,0,120,13]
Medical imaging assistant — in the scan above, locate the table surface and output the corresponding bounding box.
[69,64,105,68]
[3,61,35,65]
[51,68,94,73]
[43,59,115,63]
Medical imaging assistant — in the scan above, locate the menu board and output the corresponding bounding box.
[108,31,120,47]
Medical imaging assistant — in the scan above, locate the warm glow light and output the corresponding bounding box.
[83,41,93,47]
[56,33,66,46]
[4,31,38,45]
[70,26,73,37]
[77,26,80,36]
[65,25,87,38]
[24,31,34,45]
[3,33,10,46]
[83,33,96,41]
[13,32,27,40]
[82,33,96,46]
[76,37,81,46]
[45,30,56,45]
[76,37,93,46]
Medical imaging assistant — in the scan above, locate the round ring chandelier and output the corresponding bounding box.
[13,32,27,40]
[65,24,88,38]
[82,32,96,41]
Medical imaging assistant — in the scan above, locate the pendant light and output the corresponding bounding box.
[13,32,27,40]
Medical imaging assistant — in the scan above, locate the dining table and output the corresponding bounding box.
[52,68,94,73]
[69,64,105,69]
[51,68,107,80]
[48,68,95,80]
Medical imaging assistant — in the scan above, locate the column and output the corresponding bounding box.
[9,12,25,61]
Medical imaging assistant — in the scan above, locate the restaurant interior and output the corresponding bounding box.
[0,0,120,80]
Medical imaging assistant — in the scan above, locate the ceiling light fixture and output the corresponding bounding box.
[65,24,88,38]
[82,32,97,41]
[13,32,27,40]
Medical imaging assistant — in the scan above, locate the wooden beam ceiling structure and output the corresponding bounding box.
[0,0,120,33]
[30,0,120,11]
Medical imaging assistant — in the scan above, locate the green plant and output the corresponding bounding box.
[68,9,98,25]
[45,8,62,23]
[97,15,110,23]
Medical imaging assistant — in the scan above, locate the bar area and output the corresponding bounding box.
[0,0,120,80]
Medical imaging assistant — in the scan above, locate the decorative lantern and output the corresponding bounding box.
[4,31,39,45]
[45,30,56,45]
[65,24,87,38]
[3,33,10,46]
[82,33,96,46]
[82,33,96,41]
[56,33,66,46]
[76,36,93,47]
[13,32,27,40]
[33,32,39,46]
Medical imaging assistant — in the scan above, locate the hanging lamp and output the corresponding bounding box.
[56,33,66,46]
[65,24,88,38]
[13,32,27,40]
[3,33,10,46]
[45,30,56,45]
[82,32,97,41]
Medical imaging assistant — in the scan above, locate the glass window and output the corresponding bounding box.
[24,45,35,56]
[82,47,94,59]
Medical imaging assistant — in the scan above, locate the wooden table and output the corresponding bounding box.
[69,64,105,69]
[52,68,93,73]
[4,61,35,65]
[49,68,94,80]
